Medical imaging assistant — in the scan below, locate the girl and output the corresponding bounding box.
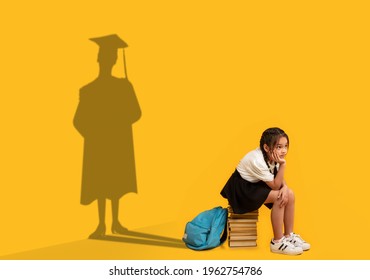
[220,127,310,255]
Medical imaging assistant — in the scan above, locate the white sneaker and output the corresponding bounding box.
[270,237,303,255]
[287,233,310,251]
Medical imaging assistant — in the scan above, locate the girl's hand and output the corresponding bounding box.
[271,150,286,165]
[277,185,289,207]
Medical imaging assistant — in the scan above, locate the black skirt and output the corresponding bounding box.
[220,169,273,214]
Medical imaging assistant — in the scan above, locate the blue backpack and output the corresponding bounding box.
[182,206,228,250]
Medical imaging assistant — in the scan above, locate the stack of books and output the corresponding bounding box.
[228,206,259,248]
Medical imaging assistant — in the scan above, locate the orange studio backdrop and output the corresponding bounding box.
[0,1,369,259]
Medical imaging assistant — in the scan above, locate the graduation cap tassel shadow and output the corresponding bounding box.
[123,49,128,80]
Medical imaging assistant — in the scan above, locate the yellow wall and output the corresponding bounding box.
[1,1,369,259]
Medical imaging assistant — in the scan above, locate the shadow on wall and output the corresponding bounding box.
[73,34,141,239]
[74,34,184,248]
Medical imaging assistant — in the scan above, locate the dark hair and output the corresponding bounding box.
[259,127,289,165]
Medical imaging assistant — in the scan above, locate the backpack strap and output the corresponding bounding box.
[219,210,228,245]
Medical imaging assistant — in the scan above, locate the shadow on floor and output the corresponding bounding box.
[90,230,186,249]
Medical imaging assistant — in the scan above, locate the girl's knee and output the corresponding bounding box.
[286,187,295,201]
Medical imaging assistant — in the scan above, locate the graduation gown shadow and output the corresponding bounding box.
[74,76,141,205]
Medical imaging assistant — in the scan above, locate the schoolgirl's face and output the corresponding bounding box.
[274,136,289,159]
[264,136,289,161]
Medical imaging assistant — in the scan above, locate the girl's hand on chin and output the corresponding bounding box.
[272,150,286,165]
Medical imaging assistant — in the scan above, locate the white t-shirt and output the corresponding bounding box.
[236,147,278,183]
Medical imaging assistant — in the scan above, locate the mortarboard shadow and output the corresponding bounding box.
[74,34,142,238]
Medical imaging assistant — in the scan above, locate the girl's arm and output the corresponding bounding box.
[265,150,286,190]
[265,163,285,190]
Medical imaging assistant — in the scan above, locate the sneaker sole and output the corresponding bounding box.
[293,244,310,251]
[270,248,303,255]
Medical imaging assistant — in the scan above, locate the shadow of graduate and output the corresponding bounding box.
[74,35,185,250]
[74,34,142,239]
[89,230,186,249]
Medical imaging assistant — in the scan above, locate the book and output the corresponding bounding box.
[228,221,257,227]
[229,224,257,229]
[229,240,257,247]
[227,207,258,214]
[228,209,259,219]
[228,218,258,223]
[229,230,257,236]
[228,226,257,232]
[229,235,257,241]
[227,206,259,247]
[228,214,258,218]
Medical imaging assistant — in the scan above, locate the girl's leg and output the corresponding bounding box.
[283,188,295,235]
[264,191,285,240]
[266,188,305,254]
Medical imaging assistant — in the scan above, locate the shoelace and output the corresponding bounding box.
[281,237,296,248]
[292,233,304,241]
